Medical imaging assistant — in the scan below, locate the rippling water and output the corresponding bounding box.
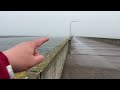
[0,37,65,55]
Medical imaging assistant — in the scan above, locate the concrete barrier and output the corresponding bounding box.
[84,37,120,46]
[14,38,70,79]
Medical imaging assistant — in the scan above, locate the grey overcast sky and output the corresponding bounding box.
[0,11,120,38]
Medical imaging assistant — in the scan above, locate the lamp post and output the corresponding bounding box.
[69,21,79,39]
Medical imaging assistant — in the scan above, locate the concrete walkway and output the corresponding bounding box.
[62,37,120,79]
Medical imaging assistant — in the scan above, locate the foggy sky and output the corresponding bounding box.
[0,11,120,38]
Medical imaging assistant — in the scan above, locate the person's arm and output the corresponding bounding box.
[0,37,49,79]
[0,52,11,79]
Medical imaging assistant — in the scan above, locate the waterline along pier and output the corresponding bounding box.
[14,36,120,79]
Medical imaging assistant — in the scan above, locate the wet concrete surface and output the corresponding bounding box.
[61,37,120,79]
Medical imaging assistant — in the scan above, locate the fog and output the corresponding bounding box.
[0,11,120,38]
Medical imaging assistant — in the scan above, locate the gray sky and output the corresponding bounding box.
[0,11,120,38]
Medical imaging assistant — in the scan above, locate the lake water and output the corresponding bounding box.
[0,37,65,55]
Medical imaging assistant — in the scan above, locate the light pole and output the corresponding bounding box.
[69,21,79,39]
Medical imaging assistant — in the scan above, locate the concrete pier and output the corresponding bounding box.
[14,36,120,79]
[62,37,120,79]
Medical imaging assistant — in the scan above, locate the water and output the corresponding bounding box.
[0,36,65,55]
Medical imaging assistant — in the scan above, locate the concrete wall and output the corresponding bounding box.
[85,37,120,46]
[40,42,69,79]
[14,39,70,79]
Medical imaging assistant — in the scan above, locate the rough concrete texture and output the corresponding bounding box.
[62,37,120,79]
[14,39,69,79]
[14,71,40,79]
[40,41,69,79]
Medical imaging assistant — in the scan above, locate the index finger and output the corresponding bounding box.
[32,37,49,47]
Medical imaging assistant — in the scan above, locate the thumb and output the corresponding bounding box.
[34,55,44,66]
